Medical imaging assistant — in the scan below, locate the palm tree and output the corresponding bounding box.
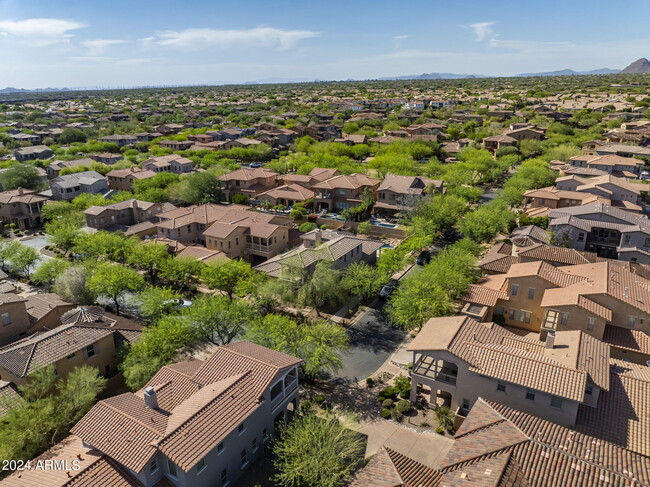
[435,405,455,432]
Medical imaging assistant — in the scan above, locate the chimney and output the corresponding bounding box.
[545,330,556,349]
[143,386,158,409]
[17,188,23,196]
[132,199,140,223]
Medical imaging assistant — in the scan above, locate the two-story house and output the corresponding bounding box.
[256,184,314,207]
[107,167,157,191]
[0,188,49,229]
[311,173,381,211]
[408,316,609,427]
[0,306,142,386]
[569,154,645,178]
[50,171,109,201]
[13,145,53,162]
[254,229,383,278]
[218,168,280,201]
[98,134,137,147]
[142,155,194,174]
[374,174,444,217]
[61,342,302,487]
[155,204,292,262]
[84,199,177,230]
[45,158,97,179]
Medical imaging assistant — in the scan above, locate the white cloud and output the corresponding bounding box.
[68,56,114,62]
[150,26,319,51]
[82,39,127,49]
[393,34,409,49]
[469,22,495,42]
[0,18,85,46]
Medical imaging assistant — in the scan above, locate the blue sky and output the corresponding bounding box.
[1,0,650,88]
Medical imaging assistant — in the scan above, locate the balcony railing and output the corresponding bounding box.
[246,243,273,253]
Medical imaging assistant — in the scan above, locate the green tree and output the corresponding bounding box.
[298,261,343,316]
[184,295,254,345]
[159,257,204,291]
[9,244,40,278]
[127,243,170,283]
[46,219,81,256]
[356,221,372,235]
[31,258,71,288]
[0,165,43,190]
[87,263,145,315]
[0,241,21,272]
[74,231,136,263]
[201,258,256,299]
[245,314,349,379]
[0,365,105,462]
[120,316,197,390]
[299,222,317,232]
[137,286,181,322]
[341,262,387,301]
[273,413,364,487]
[172,172,223,205]
[458,200,516,243]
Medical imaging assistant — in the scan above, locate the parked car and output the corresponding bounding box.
[249,162,263,168]
[379,280,398,299]
[416,250,431,266]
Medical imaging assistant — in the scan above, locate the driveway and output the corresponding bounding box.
[335,299,407,382]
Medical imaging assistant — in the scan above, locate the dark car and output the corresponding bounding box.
[416,250,432,266]
[379,280,398,299]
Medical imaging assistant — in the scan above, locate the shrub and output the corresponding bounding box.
[420,421,431,428]
[380,408,391,419]
[366,377,375,387]
[299,222,317,232]
[378,386,398,402]
[436,426,444,434]
[391,410,404,422]
[313,394,325,405]
[394,375,411,398]
[395,399,412,414]
[231,194,249,205]
[382,399,394,408]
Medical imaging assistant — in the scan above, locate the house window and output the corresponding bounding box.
[339,189,345,195]
[509,309,531,323]
[238,422,245,434]
[461,398,470,410]
[217,441,224,454]
[240,449,248,468]
[196,458,206,473]
[624,234,631,245]
[85,344,95,359]
[560,312,569,326]
[167,460,177,477]
[221,468,228,485]
[528,288,535,300]
[587,317,596,331]
[67,353,75,360]
[497,382,507,392]
[510,284,519,297]
[645,237,650,248]
[252,437,258,452]
[627,316,636,328]
[550,396,563,409]
[578,232,585,242]
[149,459,158,474]
[585,384,593,396]
[525,389,536,401]
[270,381,283,401]
[1,313,10,325]
[494,306,504,317]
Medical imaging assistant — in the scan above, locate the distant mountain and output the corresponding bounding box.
[619,58,650,74]
[0,86,73,94]
[377,72,487,81]
[0,87,28,94]
[516,68,619,77]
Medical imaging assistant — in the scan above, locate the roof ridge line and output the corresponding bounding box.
[100,399,163,436]
[157,371,252,444]
[466,341,587,375]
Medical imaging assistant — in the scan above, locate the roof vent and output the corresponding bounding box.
[624,287,630,298]
[143,386,158,409]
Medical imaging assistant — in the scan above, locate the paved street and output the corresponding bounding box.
[336,298,407,382]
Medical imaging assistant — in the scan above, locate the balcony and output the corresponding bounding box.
[315,193,333,199]
[246,243,273,254]
[412,355,458,386]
